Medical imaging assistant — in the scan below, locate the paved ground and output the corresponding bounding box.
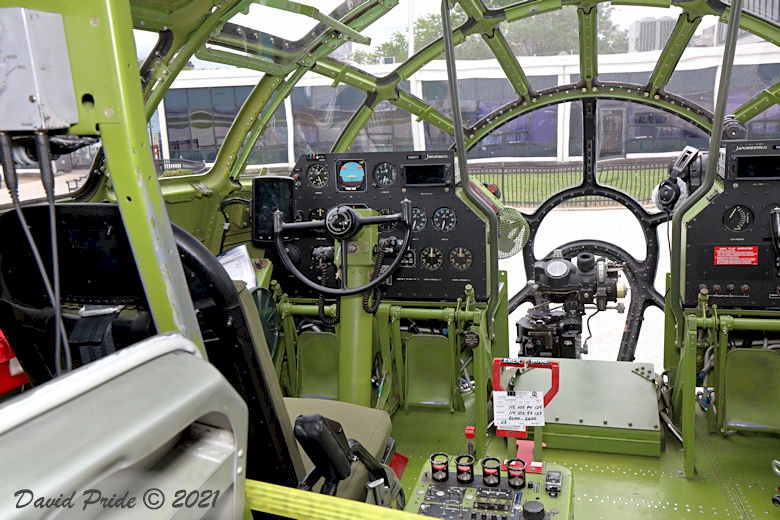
[500,206,669,371]
[0,169,88,205]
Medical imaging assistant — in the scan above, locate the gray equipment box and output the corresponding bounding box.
[0,8,78,131]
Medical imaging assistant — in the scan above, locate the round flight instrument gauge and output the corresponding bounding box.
[377,208,398,232]
[449,247,473,271]
[309,208,326,221]
[411,207,427,232]
[373,162,398,188]
[432,207,457,232]
[723,205,754,232]
[295,210,304,223]
[420,247,443,270]
[306,163,329,188]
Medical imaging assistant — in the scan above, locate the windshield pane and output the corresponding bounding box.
[741,2,779,22]
[350,99,414,152]
[468,107,558,160]
[291,84,364,155]
[164,85,287,165]
[597,101,709,158]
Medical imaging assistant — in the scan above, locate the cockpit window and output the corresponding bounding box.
[164,85,288,166]
[291,84,362,155]
[138,0,780,177]
[217,0,369,68]
[505,6,585,58]
[350,100,414,153]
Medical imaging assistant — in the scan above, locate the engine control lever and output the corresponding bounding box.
[771,208,780,274]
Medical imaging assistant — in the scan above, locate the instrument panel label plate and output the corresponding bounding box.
[714,246,758,265]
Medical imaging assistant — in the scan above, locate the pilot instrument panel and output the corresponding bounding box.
[258,151,489,301]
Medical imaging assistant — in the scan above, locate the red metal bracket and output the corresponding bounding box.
[492,357,560,438]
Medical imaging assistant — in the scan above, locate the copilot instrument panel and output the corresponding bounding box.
[260,151,489,301]
[684,139,780,308]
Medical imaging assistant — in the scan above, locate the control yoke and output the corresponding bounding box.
[273,200,412,296]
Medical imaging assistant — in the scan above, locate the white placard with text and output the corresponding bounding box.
[493,390,545,430]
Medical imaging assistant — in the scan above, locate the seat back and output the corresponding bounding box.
[0,204,151,383]
[0,203,305,486]
[173,223,306,484]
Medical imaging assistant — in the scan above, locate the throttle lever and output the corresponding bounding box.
[771,207,780,274]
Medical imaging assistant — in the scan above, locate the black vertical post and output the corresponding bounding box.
[582,98,598,207]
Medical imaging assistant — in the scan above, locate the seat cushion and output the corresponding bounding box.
[283,397,392,501]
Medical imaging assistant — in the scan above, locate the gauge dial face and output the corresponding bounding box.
[449,247,473,271]
[432,207,457,232]
[378,208,397,232]
[337,160,367,191]
[400,249,416,267]
[373,162,398,188]
[411,207,427,232]
[306,163,329,188]
[295,210,304,223]
[309,208,326,221]
[420,247,443,270]
[723,205,754,232]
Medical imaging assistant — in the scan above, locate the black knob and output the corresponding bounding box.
[726,284,736,295]
[577,252,595,272]
[522,500,545,520]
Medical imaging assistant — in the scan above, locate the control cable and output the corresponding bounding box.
[0,132,71,374]
[362,238,392,314]
[317,262,340,326]
[218,197,251,253]
[35,131,71,374]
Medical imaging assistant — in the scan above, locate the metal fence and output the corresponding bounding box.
[154,158,208,176]
[468,158,674,209]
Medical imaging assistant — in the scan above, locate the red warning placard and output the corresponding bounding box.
[713,246,759,266]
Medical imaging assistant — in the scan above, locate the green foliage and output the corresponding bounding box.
[374,31,409,63]
[503,6,628,56]
[351,5,628,63]
[470,165,667,206]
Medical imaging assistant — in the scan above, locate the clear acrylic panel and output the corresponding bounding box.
[291,84,365,155]
[467,106,558,159]
[596,100,709,159]
[350,100,413,152]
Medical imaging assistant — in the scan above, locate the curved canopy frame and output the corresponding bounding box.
[133,0,780,176]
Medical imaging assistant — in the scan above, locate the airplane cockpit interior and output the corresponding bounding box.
[0,0,779,518]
